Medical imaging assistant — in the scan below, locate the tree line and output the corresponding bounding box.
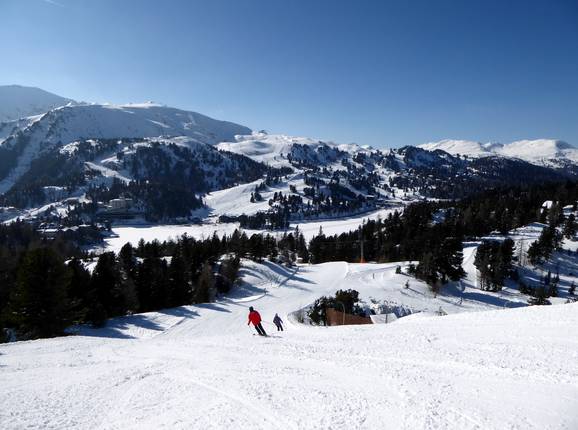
[3,179,578,342]
[0,226,308,342]
[308,180,578,294]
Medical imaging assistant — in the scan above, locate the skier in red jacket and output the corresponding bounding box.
[248,306,267,336]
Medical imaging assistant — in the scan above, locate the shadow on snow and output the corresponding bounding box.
[72,307,200,339]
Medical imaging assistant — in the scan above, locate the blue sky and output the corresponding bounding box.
[1,0,577,148]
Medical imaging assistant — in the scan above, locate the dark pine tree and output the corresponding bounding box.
[6,248,71,339]
[136,255,169,312]
[91,252,137,319]
[563,213,576,239]
[416,252,439,288]
[296,232,309,263]
[167,250,191,306]
[67,257,92,324]
[195,262,215,303]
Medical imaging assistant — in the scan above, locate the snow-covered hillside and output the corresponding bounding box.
[0,85,73,123]
[0,103,252,196]
[0,135,275,222]
[217,132,367,167]
[217,132,322,167]
[1,259,576,429]
[1,102,250,148]
[0,86,574,232]
[420,139,501,157]
[499,139,578,166]
[55,102,249,144]
[420,138,578,168]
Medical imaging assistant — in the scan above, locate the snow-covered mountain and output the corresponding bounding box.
[0,102,252,195]
[0,101,251,148]
[0,126,570,226]
[218,132,368,167]
[499,139,578,166]
[0,85,73,123]
[419,139,501,157]
[0,135,275,221]
[0,86,575,227]
[420,138,578,169]
[196,136,570,229]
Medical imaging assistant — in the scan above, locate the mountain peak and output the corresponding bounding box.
[499,139,577,161]
[0,84,74,122]
[419,138,578,167]
[419,139,491,157]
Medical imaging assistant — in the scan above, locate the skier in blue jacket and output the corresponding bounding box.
[273,313,284,331]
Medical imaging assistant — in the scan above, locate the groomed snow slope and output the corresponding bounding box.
[216,132,315,167]
[1,260,577,429]
[217,132,366,167]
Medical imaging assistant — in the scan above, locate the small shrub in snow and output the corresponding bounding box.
[528,286,551,306]
[307,289,363,325]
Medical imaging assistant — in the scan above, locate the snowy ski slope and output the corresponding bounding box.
[217,132,367,168]
[1,259,577,429]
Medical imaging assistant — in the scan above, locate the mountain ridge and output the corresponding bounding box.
[0,85,74,123]
[419,138,578,168]
[0,85,576,227]
[0,101,252,195]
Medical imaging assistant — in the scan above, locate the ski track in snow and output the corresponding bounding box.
[1,260,578,429]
